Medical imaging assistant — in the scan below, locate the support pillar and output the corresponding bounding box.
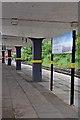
[7,49,12,66]
[2,50,5,63]
[29,38,45,82]
[15,46,22,70]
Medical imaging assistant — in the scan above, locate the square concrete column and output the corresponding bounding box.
[7,49,12,66]
[2,50,5,63]
[15,46,22,70]
[29,38,45,82]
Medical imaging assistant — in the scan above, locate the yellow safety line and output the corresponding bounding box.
[16,58,21,60]
[71,63,75,68]
[50,61,54,64]
[32,60,42,63]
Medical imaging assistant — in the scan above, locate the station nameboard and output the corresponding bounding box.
[52,31,73,54]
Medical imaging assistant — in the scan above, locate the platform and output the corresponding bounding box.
[2,63,78,118]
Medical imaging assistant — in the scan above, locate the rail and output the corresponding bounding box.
[42,66,80,78]
[22,62,80,78]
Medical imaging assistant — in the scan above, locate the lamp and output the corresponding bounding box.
[22,37,27,43]
[11,18,19,25]
[70,21,78,28]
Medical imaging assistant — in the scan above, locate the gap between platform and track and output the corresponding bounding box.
[22,63,80,78]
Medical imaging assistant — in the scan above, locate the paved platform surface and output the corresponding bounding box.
[2,63,78,118]
[12,62,79,108]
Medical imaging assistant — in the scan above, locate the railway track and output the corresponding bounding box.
[42,66,80,78]
[22,62,80,78]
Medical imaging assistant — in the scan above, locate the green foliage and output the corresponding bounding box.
[12,53,16,59]
[21,46,32,62]
[21,34,80,70]
[75,34,80,61]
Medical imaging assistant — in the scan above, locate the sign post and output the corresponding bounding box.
[50,39,54,91]
[50,53,53,91]
[70,30,76,105]
[51,31,75,105]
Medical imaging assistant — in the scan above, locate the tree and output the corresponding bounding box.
[21,34,80,70]
[21,46,32,61]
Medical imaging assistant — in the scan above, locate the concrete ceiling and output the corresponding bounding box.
[2,35,32,49]
[1,2,78,48]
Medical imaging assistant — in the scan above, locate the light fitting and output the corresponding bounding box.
[11,18,19,25]
[70,21,79,28]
